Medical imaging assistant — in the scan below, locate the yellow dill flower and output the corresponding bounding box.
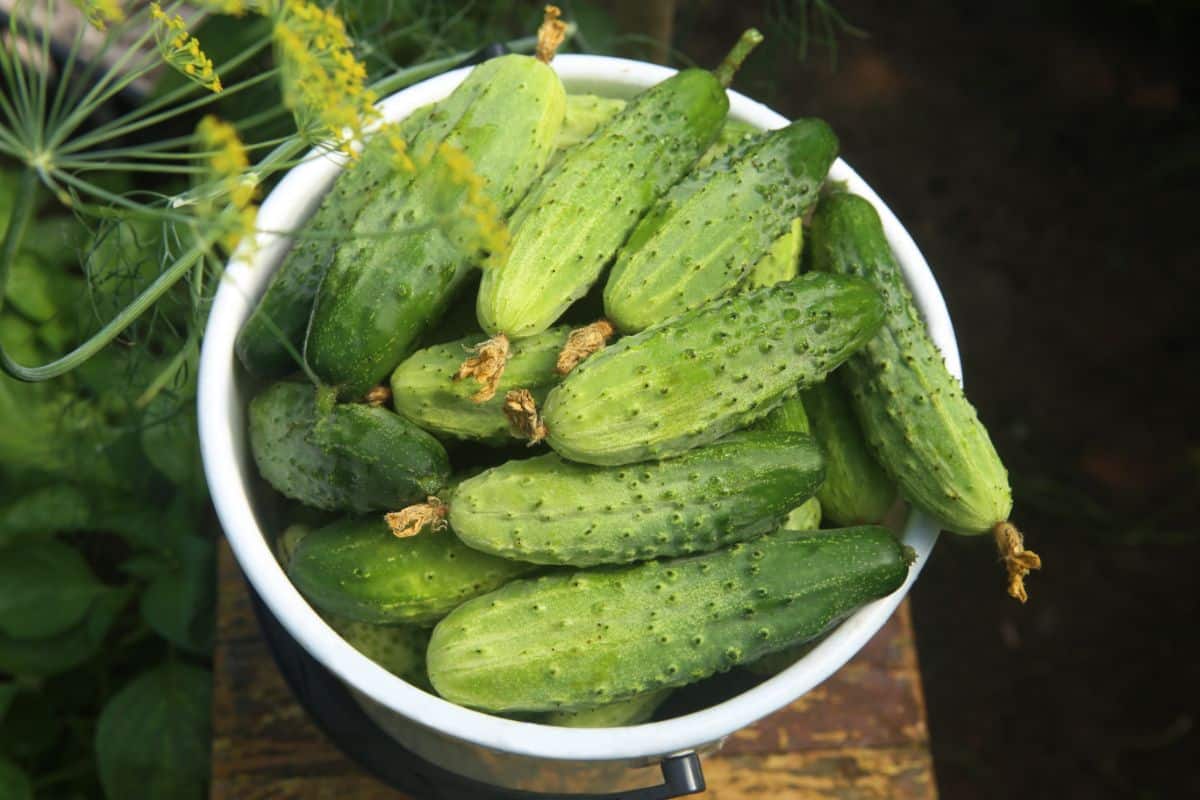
[380,124,416,175]
[195,0,247,14]
[271,0,377,156]
[423,142,511,267]
[71,0,124,30]
[196,115,259,251]
[150,3,223,93]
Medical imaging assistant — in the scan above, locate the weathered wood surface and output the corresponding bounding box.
[211,542,936,799]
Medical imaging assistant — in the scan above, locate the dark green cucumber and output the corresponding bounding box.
[811,193,1038,600]
[389,326,569,443]
[475,32,762,340]
[288,516,534,625]
[801,378,895,526]
[426,526,909,712]
[324,615,432,689]
[755,399,822,529]
[306,54,566,396]
[603,119,838,333]
[449,431,824,566]
[542,272,885,466]
[248,382,449,512]
[235,105,435,379]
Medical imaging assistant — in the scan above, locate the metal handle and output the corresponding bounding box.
[587,753,706,800]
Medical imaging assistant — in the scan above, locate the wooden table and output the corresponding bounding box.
[211,542,937,799]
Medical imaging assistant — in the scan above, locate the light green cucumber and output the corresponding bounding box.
[248,382,449,512]
[747,218,804,289]
[474,30,762,341]
[274,524,312,567]
[811,192,1037,600]
[287,516,534,625]
[306,53,567,397]
[801,378,895,525]
[426,526,909,712]
[235,104,435,379]
[324,615,432,690]
[603,119,837,333]
[542,272,885,466]
[389,326,569,443]
[553,94,626,156]
[543,689,672,727]
[696,118,758,169]
[446,431,824,566]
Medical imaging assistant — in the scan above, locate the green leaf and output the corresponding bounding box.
[21,215,90,271]
[0,757,33,800]
[0,587,128,677]
[0,539,104,638]
[95,662,211,800]
[140,536,215,654]
[0,485,92,543]
[0,690,62,761]
[3,252,84,324]
[0,683,17,722]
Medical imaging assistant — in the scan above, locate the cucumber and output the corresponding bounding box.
[306,52,567,397]
[543,688,672,727]
[324,615,432,690]
[287,516,534,625]
[437,431,823,566]
[755,397,822,529]
[697,118,759,168]
[389,326,569,444]
[235,105,435,379]
[461,31,763,400]
[541,272,885,466]
[603,119,837,334]
[811,192,1039,600]
[248,382,449,512]
[553,94,626,157]
[801,378,895,526]
[426,526,909,712]
[747,218,804,289]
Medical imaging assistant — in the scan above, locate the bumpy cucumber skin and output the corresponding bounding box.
[748,218,804,289]
[811,193,1010,535]
[325,615,432,690]
[553,94,627,158]
[476,69,728,339]
[288,517,534,625]
[801,378,896,526]
[604,120,837,333]
[451,431,824,566]
[755,396,822,529]
[543,272,886,466]
[696,118,758,169]
[543,688,672,727]
[235,106,434,379]
[427,526,909,712]
[389,327,569,444]
[307,55,566,396]
[248,382,449,512]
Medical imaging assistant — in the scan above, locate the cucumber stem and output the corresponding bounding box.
[454,333,511,403]
[556,318,615,375]
[363,384,393,406]
[535,5,568,64]
[503,388,547,444]
[714,29,765,88]
[385,497,448,538]
[993,521,1042,603]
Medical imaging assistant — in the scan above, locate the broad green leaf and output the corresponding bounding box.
[140,536,215,654]
[0,690,62,761]
[0,757,32,800]
[0,683,17,722]
[0,485,92,543]
[95,662,211,800]
[21,215,90,271]
[0,587,128,677]
[0,539,104,638]
[3,252,83,324]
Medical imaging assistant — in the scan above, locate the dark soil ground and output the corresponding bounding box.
[669,2,1199,797]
